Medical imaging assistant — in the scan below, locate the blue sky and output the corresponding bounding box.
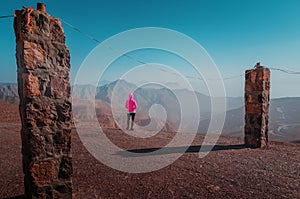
[1,0,300,98]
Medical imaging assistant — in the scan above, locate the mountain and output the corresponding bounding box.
[0,83,19,104]
[72,80,300,142]
[72,80,176,131]
[73,80,237,132]
[199,98,300,142]
[269,98,300,141]
[1,81,299,142]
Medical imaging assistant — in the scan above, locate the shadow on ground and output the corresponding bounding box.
[116,144,246,157]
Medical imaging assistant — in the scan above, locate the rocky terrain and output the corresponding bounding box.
[0,96,300,198]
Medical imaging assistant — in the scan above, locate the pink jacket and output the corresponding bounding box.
[125,93,137,113]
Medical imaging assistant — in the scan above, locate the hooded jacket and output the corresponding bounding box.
[125,93,137,113]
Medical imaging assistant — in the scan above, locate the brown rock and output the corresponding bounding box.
[250,70,257,83]
[245,69,251,80]
[14,4,73,198]
[54,129,72,154]
[53,182,72,199]
[252,82,264,92]
[30,159,57,186]
[245,93,255,103]
[23,41,46,69]
[245,82,252,92]
[51,76,70,99]
[28,133,46,159]
[244,66,270,148]
[50,18,65,43]
[22,73,41,98]
[245,104,262,114]
[257,68,270,81]
[59,156,73,179]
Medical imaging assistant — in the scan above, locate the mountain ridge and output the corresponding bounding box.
[1,81,299,142]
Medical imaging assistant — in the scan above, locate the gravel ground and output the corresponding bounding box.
[0,120,299,199]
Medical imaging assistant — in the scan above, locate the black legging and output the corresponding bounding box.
[127,112,136,121]
[127,112,136,129]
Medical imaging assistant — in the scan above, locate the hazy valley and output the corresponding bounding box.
[1,80,299,142]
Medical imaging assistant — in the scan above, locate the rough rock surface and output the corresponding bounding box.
[245,64,270,148]
[14,5,72,198]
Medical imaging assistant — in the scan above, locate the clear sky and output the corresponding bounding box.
[1,0,300,98]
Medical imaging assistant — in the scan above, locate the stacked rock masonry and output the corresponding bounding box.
[14,3,72,198]
[244,63,270,148]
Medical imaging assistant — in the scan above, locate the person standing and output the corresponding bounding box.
[125,93,137,130]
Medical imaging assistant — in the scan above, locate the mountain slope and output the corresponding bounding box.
[2,81,299,141]
[0,83,18,104]
[198,98,300,141]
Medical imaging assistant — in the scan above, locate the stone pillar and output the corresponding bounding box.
[244,63,270,148]
[14,3,72,198]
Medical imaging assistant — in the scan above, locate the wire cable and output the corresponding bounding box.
[60,19,102,43]
[61,18,300,81]
[61,18,246,81]
[60,18,147,65]
[269,67,300,74]
[0,15,14,19]
[3,14,300,78]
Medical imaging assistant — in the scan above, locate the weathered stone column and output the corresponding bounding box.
[14,3,72,198]
[244,63,270,148]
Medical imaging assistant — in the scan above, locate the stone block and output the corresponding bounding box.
[58,156,73,179]
[28,133,46,159]
[53,182,72,199]
[22,73,41,98]
[244,65,270,148]
[54,129,72,154]
[51,76,71,99]
[250,70,257,83]
[245,93,256,103]
[23,41,46,69]
[245,81,252,92]
[258,68,270,81]
[252,82,264,92]
[30,160,57,187]
[245,104,262,114]
[50,18,65,43]
[14,4,72,198]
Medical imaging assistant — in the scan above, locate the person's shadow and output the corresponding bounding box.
[115,144,246,157]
